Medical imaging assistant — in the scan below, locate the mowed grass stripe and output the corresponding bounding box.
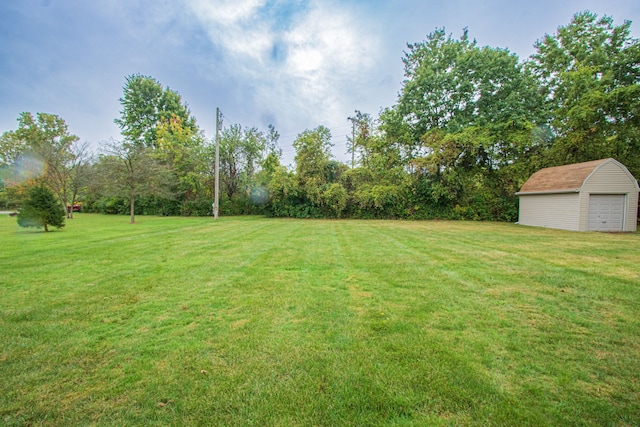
[1,215,639,426]
[307,220,639,424]
[369,220,640,422]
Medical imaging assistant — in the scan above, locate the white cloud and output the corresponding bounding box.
[190,0,266,24]
[186,0,273,65]
[183,0,382,154]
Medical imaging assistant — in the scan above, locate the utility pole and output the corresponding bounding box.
[351,119,355,169]
[214,107,220,220]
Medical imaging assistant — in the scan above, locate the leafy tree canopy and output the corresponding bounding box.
[530,11,640,176]
[392,28,549,157]
[97,140,173,223]
[115,74,198,149]
[1,112,85,216]
[293,126,333,183]
[218,124,267,200]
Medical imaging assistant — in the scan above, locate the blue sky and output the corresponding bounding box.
[1,0,638,165]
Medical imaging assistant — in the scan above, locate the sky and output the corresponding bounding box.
[1,0,638,166]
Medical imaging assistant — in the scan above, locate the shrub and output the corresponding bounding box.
[17,185,65,232]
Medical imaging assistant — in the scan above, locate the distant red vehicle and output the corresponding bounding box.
[67,204,82,213]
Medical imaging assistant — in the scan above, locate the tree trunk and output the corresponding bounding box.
[130,193,135,224]
[69,188,79,220]
[44,223,49,232]
[58,194,71,219]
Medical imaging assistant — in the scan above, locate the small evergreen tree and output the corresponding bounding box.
[17,185,65,232]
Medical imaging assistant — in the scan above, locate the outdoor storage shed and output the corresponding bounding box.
[517,158,639,232]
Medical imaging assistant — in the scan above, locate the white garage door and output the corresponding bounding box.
[588,194,625,232]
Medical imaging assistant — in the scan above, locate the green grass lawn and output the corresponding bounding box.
[1,214,639,426]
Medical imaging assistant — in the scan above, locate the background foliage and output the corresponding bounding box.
[1,11,638,221]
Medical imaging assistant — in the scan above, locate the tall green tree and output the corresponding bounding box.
[66,142,92,218]
[392,28,548,162]
[0,130,25,198]
[115,74,197,149]
[341,111,409,218]
[218,124,266,200]
[155,114,208,213]
[293,126,333,184]
[382,28,549,220]
[112,74,206,215]
[266,166,301,217]
[289,126,350,217]
[2,112,85,217]
[265,127,331,218]
[97,140,173,223]
[258,125,282,182]
[17,184,65,232]
[0,130,25,169]
[530,11,640,177]
[347,110,376,168]
[293,126,333,206]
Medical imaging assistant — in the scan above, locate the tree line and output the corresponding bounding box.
[1,11,639,226]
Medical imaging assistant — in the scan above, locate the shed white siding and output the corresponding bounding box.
[579,161,639,232]
[518,193,580,231]
[517,158,639,232]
